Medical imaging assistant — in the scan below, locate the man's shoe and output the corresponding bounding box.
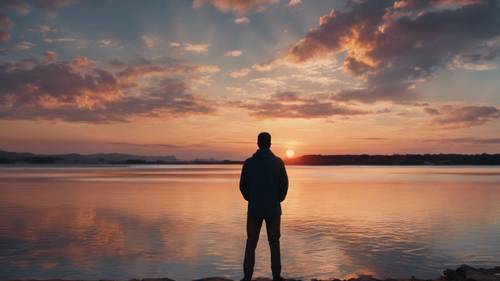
[273,277,285,281]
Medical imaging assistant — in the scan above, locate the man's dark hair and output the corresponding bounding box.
[257,132,271,149]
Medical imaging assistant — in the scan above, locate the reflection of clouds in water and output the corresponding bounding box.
[0,207,179,278]
[0,206,247,280]
[281,217,442,279]
[1,166,500,280]
[281,182,500,279]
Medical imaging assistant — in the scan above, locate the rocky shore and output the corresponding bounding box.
[10,265,500,281]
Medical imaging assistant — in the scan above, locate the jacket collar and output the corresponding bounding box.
[253,148,274,159]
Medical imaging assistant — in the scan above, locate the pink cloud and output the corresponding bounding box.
[229,91,369,119]
[193,0,279,15]
[427,105,500,128]
[0,57,217,123]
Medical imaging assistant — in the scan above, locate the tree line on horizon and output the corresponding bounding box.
[285,154,500,165]
[0,150,499,165]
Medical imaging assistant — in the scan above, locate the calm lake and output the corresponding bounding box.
[0,165,499,280]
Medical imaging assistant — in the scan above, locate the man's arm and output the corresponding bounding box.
[278,160,288,202]
[239,160,250,201]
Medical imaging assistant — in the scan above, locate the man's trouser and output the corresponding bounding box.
[243,212,281,280]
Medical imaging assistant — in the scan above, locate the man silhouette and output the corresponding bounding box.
[240,132,289,281]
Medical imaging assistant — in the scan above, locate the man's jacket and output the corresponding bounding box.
[239,148,288,217]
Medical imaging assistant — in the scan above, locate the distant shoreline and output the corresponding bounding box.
[285,154,500,166]
[1,150,499,166]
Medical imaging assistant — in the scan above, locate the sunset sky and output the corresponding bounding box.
[0,0,499,160]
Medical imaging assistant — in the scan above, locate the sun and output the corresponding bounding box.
[286,149,295,158]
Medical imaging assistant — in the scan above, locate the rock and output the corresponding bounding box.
[252,278,301,281]
[457,265,477,277]
[442,264,500,281]
[357,275,381,281]
[8,265,500,281]
[465,271,500,281]
[193,277,233,281]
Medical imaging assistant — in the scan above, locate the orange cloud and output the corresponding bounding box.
[279,0,500,103]
[193,0,279,15]
[42,50,57,61]
[0,57,217,123]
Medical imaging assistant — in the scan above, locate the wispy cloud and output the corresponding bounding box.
[1,0,77,16]
[234,16,250,24]
[33,0,77,10]
[229,68,250,78]
[225,49,243,57]
[423,137,500,145]
[0,1,31,15]
[27,24,56,33]
[170,42,211,53]
[108,142,181,149]
[351,137,388,141]
[141,34,158,49]
[13,41,36,51]
[229,91,369,119]
[184,43,210,53]
[426,105,500,128]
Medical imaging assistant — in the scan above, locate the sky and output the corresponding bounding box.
[0,0,499,160]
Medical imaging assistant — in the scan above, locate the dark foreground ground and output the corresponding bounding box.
[9,265,500,281]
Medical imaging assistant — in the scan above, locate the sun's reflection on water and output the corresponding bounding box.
[0,165,499,280]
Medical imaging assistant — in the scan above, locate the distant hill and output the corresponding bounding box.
[0,150,242,165]
[285,154,500,165]
[0,150,181,165]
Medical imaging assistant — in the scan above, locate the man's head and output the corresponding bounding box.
[257,132,271,149]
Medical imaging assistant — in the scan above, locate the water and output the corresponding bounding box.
[0,165,499,280]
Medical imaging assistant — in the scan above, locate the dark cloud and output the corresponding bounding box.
[393,0,483,11]
[0,57,216,123]
[282,0,500,103]
[229,91,369,119]
[193,0,279,15]
[424,107,440,115]
[426,105,500,128]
